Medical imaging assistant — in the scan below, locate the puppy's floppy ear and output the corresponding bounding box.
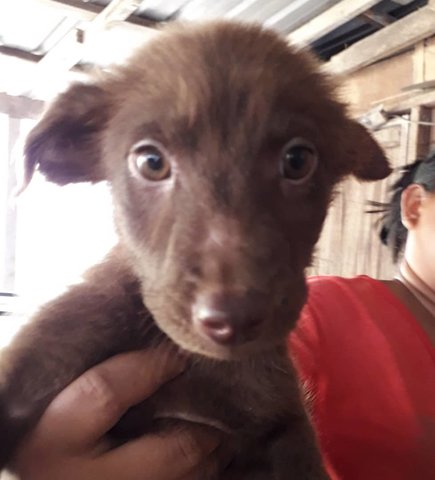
[22,83,110,188]
[345,120,391,181]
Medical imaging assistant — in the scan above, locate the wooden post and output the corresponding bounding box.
[2,118,21,292]
[413,41,426,85]
[406,106,432,161]
[406,41,432,161]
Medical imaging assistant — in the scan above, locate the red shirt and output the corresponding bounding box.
[289,276,435,480]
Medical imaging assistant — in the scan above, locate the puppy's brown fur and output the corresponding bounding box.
[0,21,390,478]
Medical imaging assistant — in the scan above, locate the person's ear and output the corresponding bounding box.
[400,184,424,229]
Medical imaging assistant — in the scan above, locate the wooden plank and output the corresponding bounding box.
[3,118,21,292]
[413,41,426,84]
[402,80,435,92]
[385,89,435,112]
[406,106,432,161]
[340,49,414,117]
[423,36,435,81]
[0,93,44,119]
[90,0,142,25]
[405,43,431,160]
[430,109,435,151]
[288,0,382,46]
[326,5,435,75]
[0,46,42,64]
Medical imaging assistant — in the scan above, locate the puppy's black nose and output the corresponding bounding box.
[192,292,264,345]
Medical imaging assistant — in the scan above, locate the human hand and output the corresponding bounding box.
[11,348,221,480]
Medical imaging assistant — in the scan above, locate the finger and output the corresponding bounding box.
[34,347,186,449]
[94,425,221,480]
[179,449,224,480]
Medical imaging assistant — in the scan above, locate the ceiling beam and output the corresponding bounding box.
[325,4,435,75]
[383,89,435,114]
[0,46,43,64]
[88,0,144,26]
[287,0,383,46]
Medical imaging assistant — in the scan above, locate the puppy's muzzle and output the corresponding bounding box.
[192,291,266,345]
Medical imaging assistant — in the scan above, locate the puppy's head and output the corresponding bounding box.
[23,22,390,360]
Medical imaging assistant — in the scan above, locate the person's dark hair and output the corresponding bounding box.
[368,150,435,263]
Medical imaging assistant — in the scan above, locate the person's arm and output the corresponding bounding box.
[11,348,221,480]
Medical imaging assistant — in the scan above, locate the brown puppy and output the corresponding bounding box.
[0,21,390,478]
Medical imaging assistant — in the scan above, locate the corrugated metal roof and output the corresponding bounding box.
[0,0,427,99]
[93,0,344,33]
[0,0,424,59]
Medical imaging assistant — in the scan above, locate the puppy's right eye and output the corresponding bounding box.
[129,144,171,181]
[280,138,318,184]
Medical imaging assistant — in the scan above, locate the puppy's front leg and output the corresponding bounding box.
[0,253,156,468]
[223,415,328,480]
[268,415,328,480]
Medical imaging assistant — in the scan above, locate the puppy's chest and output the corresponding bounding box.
[151,350,299,435]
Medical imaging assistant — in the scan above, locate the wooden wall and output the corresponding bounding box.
[338,37,435,117]
[309,121,408,278]
[310,38,435,279]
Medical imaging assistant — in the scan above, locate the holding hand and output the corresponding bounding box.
[11,348,221,480]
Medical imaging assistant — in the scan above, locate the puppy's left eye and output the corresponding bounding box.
[280,139,318,183]
[129,143,171,182]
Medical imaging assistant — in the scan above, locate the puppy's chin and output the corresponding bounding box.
[183,338,277,362]
[153,318,284,362]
